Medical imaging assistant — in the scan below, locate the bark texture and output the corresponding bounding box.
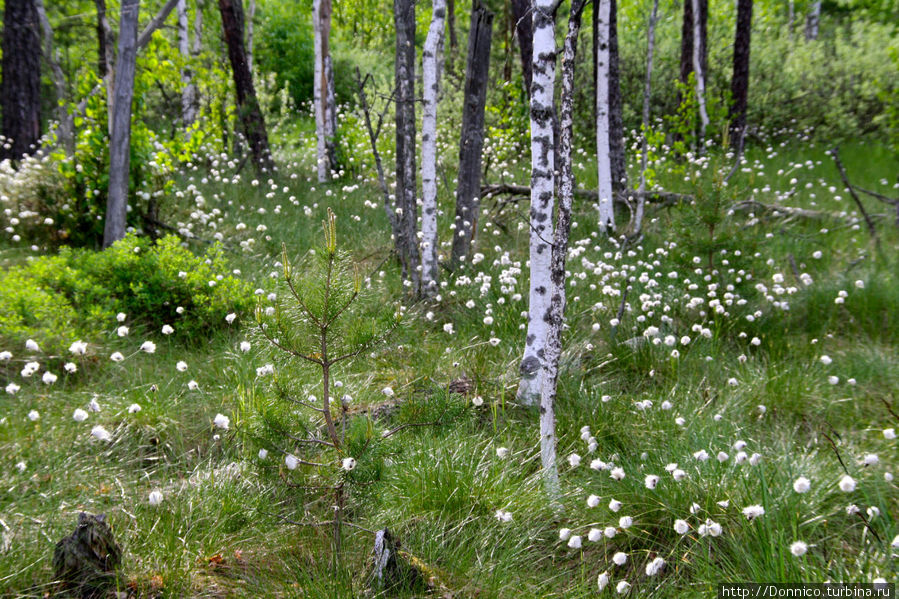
[729,0,752,145]
[394,0,421,295]
[540,0,586,502]
[1,0,42,161]
[634,0,660,236]
[103,0,140,248]
[595,0,615,231]
[421,0,446,295]
[805,0,820,40]
[679,0,707,92]
[450,2,493,268]
[177,0,200,126]
[691,0,710,146]
[314,0,337,181]
[218,0,273,172]
[607,0,627,196]
[517,0,556,407]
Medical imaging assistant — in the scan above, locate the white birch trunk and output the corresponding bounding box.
[804,1,820,40]
[246,0,255,72]
[517,0,556,408]
[634,0,659,236]
[177,0,198,126]
[692,0,709,147]
[595,0,615,232]
[313,0,331,182]
[421,0,446,296]
[539,0,586,502]
[103,0,140,248]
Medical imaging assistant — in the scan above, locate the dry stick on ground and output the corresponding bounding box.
[829,146,877,240]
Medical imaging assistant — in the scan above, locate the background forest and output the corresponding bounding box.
[0,0,898,597]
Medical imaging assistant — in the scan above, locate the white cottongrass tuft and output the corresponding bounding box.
[558,528,572,541]
[148,490,164,506]
[597,571,610,591]
[645,557,665,576]
[838,475,856,492]
[793,476,811,493]
[612,552,627,566]
[567,535,582,549]
[285,454,298,470]
[587,494,600,508]
[341,457,356,471]
[91,425,111,441]
[674,519,690,534]
[790,541,808,556]
[616,581,631,595]
[568,453,581,468]
[73,409,88,422]
[213,413,230,430]
[742,505,765,520]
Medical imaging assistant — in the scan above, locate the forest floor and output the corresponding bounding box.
[1,132,898,598]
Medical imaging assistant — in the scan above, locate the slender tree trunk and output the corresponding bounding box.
[608,0,627,196]
[93,0,115,134]
[679,0,706,96]
[540,0,586,502]
[103,0,140,248]
[177,0,199,126]
[729,0,752,145]
[517,0,556,407]
[421,0,446,295]
[805,1,820,41]
[450,2,493,268]
[510,0,533,96]
[36,0,72,153]
[218,0,273,172]
[633,0,659,237]
[246,0,255,72]
[1,0,42,161]
[394,0,421,296]
[787,0,795,41]
[314,0,337,181]
[595,0,615,232]
[692,0,709,148]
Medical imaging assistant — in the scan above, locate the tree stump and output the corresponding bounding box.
[53,513,122,598]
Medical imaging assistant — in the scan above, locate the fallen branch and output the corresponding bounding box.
[480,183,692,206]
[829,146,877,240]
[731,199,853,221]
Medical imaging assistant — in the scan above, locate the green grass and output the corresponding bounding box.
[1,129,898,598]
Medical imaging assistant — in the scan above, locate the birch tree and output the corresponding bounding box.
[678,0,706,105]
[394,0,422,296]
[103,0,140,247]
[538,0,587,500]
[313,0,337,182]
[421,0,446,296]
[595,0,615,232]
[510,0,533,95]
[633,0,660,237]
[177,0,201,126]
[450,2,493,268]
[1,0,42,161]
[691,0,710,148]
[805,1,821,40]
[517,0,557,407]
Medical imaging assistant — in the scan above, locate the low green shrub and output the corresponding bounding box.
[0,234,253,356]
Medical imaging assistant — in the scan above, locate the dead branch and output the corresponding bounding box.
[829,146,877,239]
[480,183,692,206]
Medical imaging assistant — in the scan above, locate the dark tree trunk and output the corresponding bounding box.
[394,0,421,295]
[679,0,707,90]
[729,0,752,144]
[94,0,114,79]
[450,2,493,268]
[1,0,42,161]
[218,0,273,172]
[608,0,627,195]
[510,0,532,96]
[103,0,140,248]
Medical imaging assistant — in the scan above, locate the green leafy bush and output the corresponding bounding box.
[0,235,253,355]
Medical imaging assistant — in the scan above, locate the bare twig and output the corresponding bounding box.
[829,146,877,240]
